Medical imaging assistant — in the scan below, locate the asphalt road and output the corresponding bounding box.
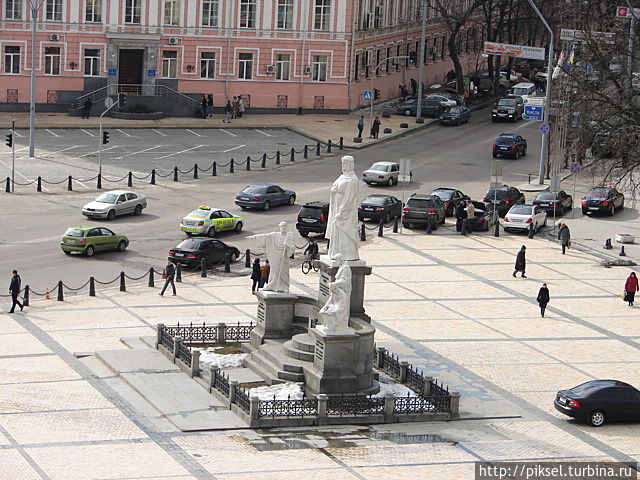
[0,106,548,292]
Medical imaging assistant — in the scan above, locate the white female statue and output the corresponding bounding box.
[316,255,354,335]
[247,221,295,293]
[326,155,360,262]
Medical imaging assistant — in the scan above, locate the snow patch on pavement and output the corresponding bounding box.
[373,371,417,397]
[199,347,248,369]
[249,382,305,400]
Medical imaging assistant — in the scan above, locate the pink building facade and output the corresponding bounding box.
[0,0,485,113]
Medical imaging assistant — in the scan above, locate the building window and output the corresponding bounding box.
[44,46,60,75]
[314,0,330,31]
[5,0,22,19]
[312,54,327,82]
[45,0,62,21]
[395,45,401,71]
[201,0,218,26]
[85,0,101,22]
[4,46,20,74]
[375,49,381,75]
[276,0,293,29]
[385,46,391,73]
[238,52,253,79]
[125,0,141,24]
[441,35,447,60]
[353,53,359,81]
[200,51,216,78]
[162,51,177,78]
[83,48,100,76]
[275,53,290,81]
[432,37,437,62]
[405,43,410,68]
[163,0,180,26]
[239,0,256,28]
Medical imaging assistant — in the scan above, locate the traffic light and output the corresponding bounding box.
[374,88,381,100]
[5,133,12,148]
[409,51,417,63]
[102,131,109,145]
[118,93,127,107]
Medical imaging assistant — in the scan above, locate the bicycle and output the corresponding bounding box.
[301,255,320,274]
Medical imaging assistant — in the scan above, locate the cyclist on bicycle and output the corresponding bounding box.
[304,239,319,261]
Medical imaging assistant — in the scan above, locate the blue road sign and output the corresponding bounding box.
[540,123,551,134]
[570,162,582,174]
[107,68,117,76]
[523,105,543,121]
[363,90,374,101]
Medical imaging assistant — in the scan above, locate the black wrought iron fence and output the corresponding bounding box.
[177,341,192,366]
[405,366,426,393]
[225,322,254,342]
[166,322,218,344]
[159,327,174,352]
[212,369,230,397]
[326,395,385,416]
[258,396,318,418]
[393,394,437,414]
[235,387,251,413]
[380,349,401,378]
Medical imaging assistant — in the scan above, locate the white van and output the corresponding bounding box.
[509,82,538,104]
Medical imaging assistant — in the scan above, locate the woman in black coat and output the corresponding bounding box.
[537,283,550,317]
[513,245,526,278]
[251,258,261,293]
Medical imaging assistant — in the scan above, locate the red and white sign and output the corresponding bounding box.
[617,6,640,17]
[483,42,546,61]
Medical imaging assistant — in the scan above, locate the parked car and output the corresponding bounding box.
[234,184,296,211]
[532,189,573,215]
[397,97,447,117]
[401,193,446,230]
[439,106,470,126]
[467,201,498,231]
[491,96,524,122]
[503,204,547,233]
[492,133,527,159]
[554,380,640,427]
[427,93,458,106]
[180,205,243,237]
[296,201,330,237]
[477,72,514,94]
[430,188,469,216]
[581,187,624,216]
[168,238,240,269]
[358,195,402,223]
[483,186,526,217]
[60,226,128,257]
[509,82,538,104]
[362,161,399,186]
[82,190,146,220]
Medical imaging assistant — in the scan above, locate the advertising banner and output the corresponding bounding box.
[483,42,546,60]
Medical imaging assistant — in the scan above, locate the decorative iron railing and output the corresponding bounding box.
[177,341,192,366]
[225,322,254,342]
[159,327,174,352]
[405,366,426,393]
[165,322,218,344]
[235,387,251,413]
[70,84,198,111]
[326,395,385,416]
[212,369,230,397]
[380,350,401,377]
[258,396,318,418]
[430,380,449,398]
[393,394,437,414]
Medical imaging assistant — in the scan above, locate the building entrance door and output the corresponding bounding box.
[118,49,144,93]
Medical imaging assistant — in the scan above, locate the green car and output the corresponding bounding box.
[439,106,471,126]
[61,226,129,257]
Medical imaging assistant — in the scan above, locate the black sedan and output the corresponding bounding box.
[532,189,573,215]
[554,380,640,426]
[169,238,240,268]
[467,201,498,231]
[235,184,296,211]
[430,188,469,216]
[439,106,471,126]
[581,187,624,216]
[358,195,402,223]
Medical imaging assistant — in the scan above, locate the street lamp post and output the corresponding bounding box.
[525,0,553,185]
[416,0,429,120]
[28,0,44,159]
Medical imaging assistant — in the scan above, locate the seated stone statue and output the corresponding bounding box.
[316,255,355,336]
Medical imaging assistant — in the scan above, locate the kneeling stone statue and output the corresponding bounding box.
[316,255,355,336]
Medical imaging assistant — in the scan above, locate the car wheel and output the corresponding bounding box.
[384,212,391,223]
[492,152,498,158]
[404,223,414,229]
[240,206,246,210]
[107,210,116,221]
[207,227,216,238]
[288,195,296,205]
[234,221,243,233]
[185,232,193,237]
[522,148,527,156]
[387,177,393,187]
[300,230,309,237]
[118,240,127,252]
[588,409,606,427]
[64,250,72,256]
[134,204,142,216]
[85,246,95,257]
[432,219,439,230]
[263,201,270,211]
[514,150,520,159]
[404,109,412,116]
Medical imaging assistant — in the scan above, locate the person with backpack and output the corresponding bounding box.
[8,270,23,313]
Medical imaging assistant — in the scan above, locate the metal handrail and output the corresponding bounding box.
[70,84,198,110]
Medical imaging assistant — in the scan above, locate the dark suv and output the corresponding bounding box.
[492,96,524,123]
[402,194,446,230]
[483,186,526,217]
[296,201,330,237]
[493,133,527,159]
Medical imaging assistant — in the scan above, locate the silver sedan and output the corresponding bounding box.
[82,190,147,220]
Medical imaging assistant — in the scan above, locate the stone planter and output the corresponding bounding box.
[615,233,635,244]
[110,111,165,120]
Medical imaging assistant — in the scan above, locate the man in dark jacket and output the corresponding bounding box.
[513,245,527,278]
[159,260,177,296]
[9,270,23,313]
[304,239,319,260]
[537,283,549,317]
[251,258,261,293]
[558,223,570,254]
[455,203,467,233]
[82,98,93,119]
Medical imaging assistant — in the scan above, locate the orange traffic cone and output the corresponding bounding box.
[45,289,50,300]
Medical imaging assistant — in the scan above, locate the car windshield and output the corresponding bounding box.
[300,206,324,218]
[369,164,388,172]
[509,206,532,215]
[64,228,84,237]
[536,191,557,201]
[497,136,516,144]
[486,190,508,200]
[176,239,201,250]
[512,87,529,95]
[432,190,453,200]
[242,185,266,194]
[95,193,118,203]
[363,196,387,206]
[498,99,516,106]
[407,198,433,208]
[587,189,609,199]
[447,107,463,113]
[570,380,617,395]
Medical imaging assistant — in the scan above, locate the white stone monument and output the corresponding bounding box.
[326,155,360,262]
[316,255,355,336]
[247,221,295,293]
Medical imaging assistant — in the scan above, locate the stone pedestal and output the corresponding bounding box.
[317,256,372,320]
[250,291,298,347]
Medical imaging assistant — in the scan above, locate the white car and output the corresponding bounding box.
[503,204,547,233]
[82,190,147,220]
[362,161,400,187]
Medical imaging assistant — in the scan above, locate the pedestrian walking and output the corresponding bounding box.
[357,115,365,138]
[200,95,208,119]
[159,260,177,296]
[8,270,23,313]
[207,94,214,118]
[536,283,550,317]
[82,98,93,119]
[410,78,417,97]
[399,85,408,101]
[624,272,639,306]
[558,223,571,254]
[455,202,466,232]
[238,96,245,118]
[513,245,527,278]
[371,116,381,139]
[259,260,270,289]
[224,101,233,123]
[232,96,240,119]
[462,200,474,236]
[250,258,261,293]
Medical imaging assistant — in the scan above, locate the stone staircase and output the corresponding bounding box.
[245,340,309,384]
[282,333,316,362]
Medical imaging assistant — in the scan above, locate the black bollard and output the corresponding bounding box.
[290,147,295,162]
[426,219,433,235]
[127,171,133,187]
[327,140,332,153]
[620,246,627,257]
[360,223,366,241]
[23,285,29,307]
[96,173,102,189]
[316,142,321,156]
[212,161,217,176]
[194,164,199,179]
[148,268,154,287]
[37,176,42,192]
[120,271,126,292]
[5,177,10,193]
[201,258,207,277]
[176,263,182,282]
[276,151,280,165]
[67,175,73,191]
[261,154,266,168]
[230,159,235,173]
[244,249,251,268]
[304,145,308,159]
[246,156,251,171]
[150,169,156,185]
[378,219,384,237]
[339,137,344,150]
[89,277,95,296]
[224,252,231,273]
[57,281,64,301]
[528,223,535,239]
[173,166,178,182]
[393,217,399,233]
[493,218,500,237]
[604,238,612,249]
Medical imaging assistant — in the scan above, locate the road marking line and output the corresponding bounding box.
[116,129,132,137]
[81,129,95,137]
[112,145,163,160]
[186,129,203,137]
[73,178,89,189]
[220,144,246,153]
[13,131,23,137]
[254,129,272,137]
[77,145,119,158]
[45,129,60,137]
[219,129,237,137]
[0,156,48,191]
[514,119,536,131]
[152,129,168,137]
[52,145,81,154]
[155,144,204,160]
